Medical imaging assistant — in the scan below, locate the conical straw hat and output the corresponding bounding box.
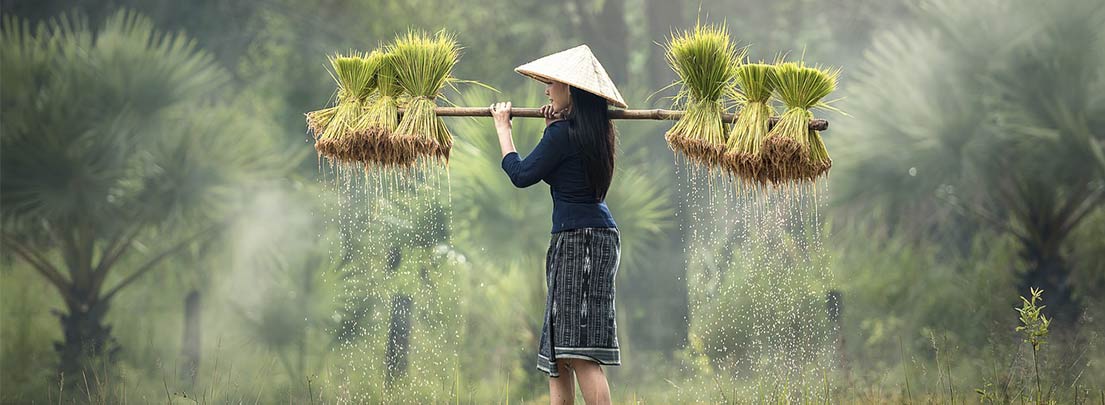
[515,44,628,109]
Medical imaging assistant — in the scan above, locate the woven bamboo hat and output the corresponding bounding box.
[514,44,628,109]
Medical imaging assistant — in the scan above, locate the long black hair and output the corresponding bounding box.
[566,85,616,201]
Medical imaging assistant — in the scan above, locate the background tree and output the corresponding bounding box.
[0,10,287,381]
[832,0,1105,324]
[3,0,1104,401]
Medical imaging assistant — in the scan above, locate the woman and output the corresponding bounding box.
[489,45,627,405]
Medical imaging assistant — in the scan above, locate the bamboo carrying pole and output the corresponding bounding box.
[398,107,829,131]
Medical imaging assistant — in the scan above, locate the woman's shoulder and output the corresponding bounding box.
[539,120,574,155]
[546,119,569,129]
[543,119,570,138]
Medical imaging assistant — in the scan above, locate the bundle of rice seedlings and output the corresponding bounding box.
[723,62,778,183]
[663,21,744,169]
[762,61,839,184]
[352,50,410,168]
[305,107,335,137]
[310,51,381,163]
[390,29,461,167]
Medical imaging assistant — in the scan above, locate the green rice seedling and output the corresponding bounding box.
[311,51,381,163]
[1016,287,1051,405]
[390,29,462,167]
[663,21,744,170]
[762,61,839,184]
[723,62,778,183]
[305,107,336,138]
[354,50,411,168]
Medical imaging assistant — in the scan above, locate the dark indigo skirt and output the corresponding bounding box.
[537,227,621,377]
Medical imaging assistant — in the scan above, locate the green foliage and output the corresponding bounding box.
[664,21,742,103]
[723,63,780,182]
[735,63,778,104]
[312,51,387,164]
[770,62,838,112]
[357,51,403,147]
[0,7,288,393]
[1016,288,1051,351]
[1016,288,1052,404]
[832,220,1021,360]
[833,0,1105,236]
[663,20,744,168]
[834,0,1105,326]
[332,51,380,101]
[447,88,556,266]
[0,10,231,231]
[389,29,464,164]
[389,29,460,99]
[4,0,1105,402]
[761,61,839,183]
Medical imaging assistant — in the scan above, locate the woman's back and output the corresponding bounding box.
[501,120,617,233]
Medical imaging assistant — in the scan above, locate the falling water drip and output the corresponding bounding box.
[676,166,836,402]
[316,157,462,403]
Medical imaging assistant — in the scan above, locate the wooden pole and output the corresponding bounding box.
[398,107,830,131]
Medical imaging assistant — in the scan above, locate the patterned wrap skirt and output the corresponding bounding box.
[537,227,621,377]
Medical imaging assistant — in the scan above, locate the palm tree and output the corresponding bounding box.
[832,0,1105,323]
[0,10,285,380]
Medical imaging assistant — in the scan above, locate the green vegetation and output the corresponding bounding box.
[390,29,464,166]
[763,61,839,184]
[0,9,287,386]
[663,20,743,170]
[1,0,1103,403]
[311,51,382,164]
[724,62,779,183]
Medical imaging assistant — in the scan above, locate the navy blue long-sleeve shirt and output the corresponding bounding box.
[501,120,618,234]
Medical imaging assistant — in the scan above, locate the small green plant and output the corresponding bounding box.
[1015,287,1051,405]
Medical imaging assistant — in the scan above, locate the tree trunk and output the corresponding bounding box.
[826,290,847,370]
[1019,246,1079,326]
[647,0,689,352]
[383,245,411,388]
[647,0,684,91]
[179,289,202,386]
[384,294,413,387]
[334,305,368,346]
[570,0,628,83]
[595,0,628,83]
[54,298,119,388]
